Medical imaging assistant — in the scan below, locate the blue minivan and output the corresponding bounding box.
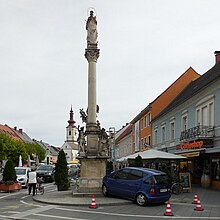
[102,167,171,206]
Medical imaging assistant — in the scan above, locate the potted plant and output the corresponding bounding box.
[0,159,22,192]
[54,149,69,191]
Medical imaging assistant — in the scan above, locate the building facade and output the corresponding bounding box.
[152,51,220,189]
[130,67,200,154]
[114,124,132,168]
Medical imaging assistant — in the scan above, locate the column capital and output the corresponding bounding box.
[85,48,100,62]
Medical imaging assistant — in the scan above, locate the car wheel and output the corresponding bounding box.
[102,184,108,197]
[136,193,147,206]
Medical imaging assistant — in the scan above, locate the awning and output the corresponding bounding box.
[117,149,186,161]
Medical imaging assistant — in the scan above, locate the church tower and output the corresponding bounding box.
[61,106,78,162]
[66,106,77,142]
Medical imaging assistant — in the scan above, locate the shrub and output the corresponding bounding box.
[54,149,69,188]
[2,159,17,184]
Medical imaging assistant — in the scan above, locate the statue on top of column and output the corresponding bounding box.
[86,10,98,44]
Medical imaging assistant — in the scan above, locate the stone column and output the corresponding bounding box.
[75,10,109,194]
[84,10,100,156]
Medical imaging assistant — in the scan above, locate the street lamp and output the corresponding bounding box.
[108,127,115,163]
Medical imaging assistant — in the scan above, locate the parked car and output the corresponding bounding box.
[15,167,31,188]
[36,165,55,183]
[102,167,171,206]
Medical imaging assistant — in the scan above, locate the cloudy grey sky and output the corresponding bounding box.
[0,0,220,146]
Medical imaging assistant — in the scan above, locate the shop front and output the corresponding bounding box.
[175,125,216,188]
[206,147,220,189]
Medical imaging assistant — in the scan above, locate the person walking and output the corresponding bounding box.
[28,166,37,196]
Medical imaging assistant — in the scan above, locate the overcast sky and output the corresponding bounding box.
[0,0,220,146]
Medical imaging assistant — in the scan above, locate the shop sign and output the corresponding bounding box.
[181,152,200,157]
[180,140,203,150]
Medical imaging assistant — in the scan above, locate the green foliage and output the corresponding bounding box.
[34,144,46,162]
[2,159,17,183]
[106,160,113,174]
[0,133,13,161]
[55,149,69,187]
[129,155,143,167]
[25,143,46,162]
[0,133,46,164]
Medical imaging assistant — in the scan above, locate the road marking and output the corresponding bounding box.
[9,204,57,219]
[34,213,90,220]
[0,192,22,199]
[20,199,42,207]
[55,207,220,219]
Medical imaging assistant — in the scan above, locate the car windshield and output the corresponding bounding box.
[37,166,53,171]
[15,169,26,175]
[154,175,169,184]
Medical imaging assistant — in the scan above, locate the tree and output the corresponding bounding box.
[129,155,143,167]
[54,149,69,191]
[25,143,46,162]
[2,158,17,183]
[106,160,113,174]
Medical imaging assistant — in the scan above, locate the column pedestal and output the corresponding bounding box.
[77,157,108,193]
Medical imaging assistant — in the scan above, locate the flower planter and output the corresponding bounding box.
[0,183,22,192]
[57,184,69,191]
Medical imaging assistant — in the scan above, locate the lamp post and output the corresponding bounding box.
[108,127,116,163]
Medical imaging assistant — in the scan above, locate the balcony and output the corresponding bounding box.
[180,125,214,142]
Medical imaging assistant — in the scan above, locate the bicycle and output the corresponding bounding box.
[171,181,183,194]
[36,177,44,195]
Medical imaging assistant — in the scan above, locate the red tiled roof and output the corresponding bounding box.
[115,124,132,144]
[0,124,24,142]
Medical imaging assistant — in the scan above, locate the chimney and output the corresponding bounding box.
[18,128,23,134]
[14,126,17,131]
[214,51,220,64]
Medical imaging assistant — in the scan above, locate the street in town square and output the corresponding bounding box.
[1,184,220,220]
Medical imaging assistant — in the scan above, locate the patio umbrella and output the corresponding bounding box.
[121,149,186,161]
[18,155,22,167]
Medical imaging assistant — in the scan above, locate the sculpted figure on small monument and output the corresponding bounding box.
[86,10,98,44]
[80,108,87,123]
[98,128,109,156]
[77,126,86,156]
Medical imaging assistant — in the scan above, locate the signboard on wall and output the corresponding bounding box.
[134,121,140,152]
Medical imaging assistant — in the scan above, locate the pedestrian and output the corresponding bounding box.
[28,166,37,196]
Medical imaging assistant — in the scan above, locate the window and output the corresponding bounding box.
[144,176,155,185]
[161,126,166,143]
[170,122,175,141]
[128,170,144,180]
[140,119,143,129]
[143,116,147,128]
[196,95,214,126]
[147,112,151,126]
[148,135,151,146]
[141,139,144,149]
[113,169,130,180]
[181,113,188,131]
[154,129,158,145]
[69,130,71,135]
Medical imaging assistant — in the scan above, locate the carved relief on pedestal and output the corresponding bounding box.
[77,126,86,157]
[98,128,109,157]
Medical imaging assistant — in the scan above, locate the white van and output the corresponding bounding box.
[15,167,31,188]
